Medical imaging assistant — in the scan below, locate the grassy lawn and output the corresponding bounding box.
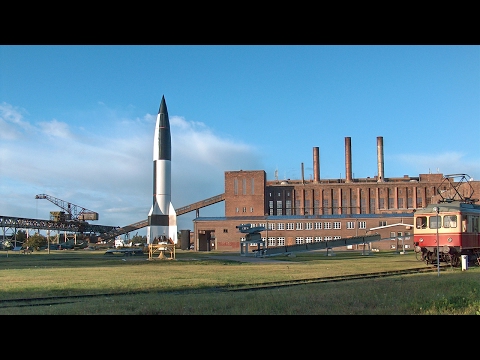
[0,249,479,314]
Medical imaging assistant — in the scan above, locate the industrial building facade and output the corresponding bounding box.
[192,137,480,252]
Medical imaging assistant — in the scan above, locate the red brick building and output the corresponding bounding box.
[192,137,480,252]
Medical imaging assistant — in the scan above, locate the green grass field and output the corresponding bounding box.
[0,248,479,314]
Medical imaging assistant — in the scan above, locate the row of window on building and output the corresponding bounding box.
[235,200,426,214]
[235,199,422,216]
[267,198,428,215]
[241,236,336,246]
[246,221,369,230]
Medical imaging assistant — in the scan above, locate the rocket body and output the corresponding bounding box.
[147,95,177,244]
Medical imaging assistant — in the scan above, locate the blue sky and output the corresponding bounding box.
[1,45,479,233]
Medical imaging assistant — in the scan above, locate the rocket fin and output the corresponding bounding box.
[168,202,178,244]
[169,202,177,225]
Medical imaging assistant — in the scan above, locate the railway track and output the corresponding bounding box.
[0,266,449,309]
[225,265,449,291]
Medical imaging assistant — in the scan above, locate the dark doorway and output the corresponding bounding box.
[198,230,215,251]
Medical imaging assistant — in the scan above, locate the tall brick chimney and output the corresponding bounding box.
[377,136,384,182]
[313,147,320,183]
[345,137,352,183]
[301,162,305,184]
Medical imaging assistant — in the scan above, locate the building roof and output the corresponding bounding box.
[193,212,414,222]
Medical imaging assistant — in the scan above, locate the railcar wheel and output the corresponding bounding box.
[450,254,460,267]
[426,252,436,265]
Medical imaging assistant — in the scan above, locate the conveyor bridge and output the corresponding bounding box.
[263,234,381,256]
[97,193,226,241]
[0,215,117,234]
[244,232,417,257]
[175,193,225,217]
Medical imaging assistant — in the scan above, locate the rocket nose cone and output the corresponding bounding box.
[154,96,171,160]
[158,95,168,115]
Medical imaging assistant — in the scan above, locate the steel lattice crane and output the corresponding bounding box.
[35,194,99,222]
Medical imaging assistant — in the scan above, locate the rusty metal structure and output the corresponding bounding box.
[0,214,118,247]
[1,192,226,247]
[35,194,99,221]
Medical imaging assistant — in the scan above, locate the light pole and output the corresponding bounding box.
[433,206,440,277]
[265,220,268,250]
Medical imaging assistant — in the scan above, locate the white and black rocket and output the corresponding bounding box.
[147,95,177,244]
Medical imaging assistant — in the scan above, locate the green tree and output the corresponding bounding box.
[25,233,47,251]
[131,235,147,245]
[15,230,27,244]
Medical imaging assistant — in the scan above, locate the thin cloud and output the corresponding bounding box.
[170,115,262,197]
[0,102,33,139]
[394,152,480,179]
[0,102,263,231]
[172,115,258,169]
[38,119,73,139]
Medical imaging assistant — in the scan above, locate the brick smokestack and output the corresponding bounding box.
[345,137,352,183]
[301,162,305,184]
[313,147,320,183]
[377,136,384,182]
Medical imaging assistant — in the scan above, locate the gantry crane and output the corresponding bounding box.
[35,194,99,222]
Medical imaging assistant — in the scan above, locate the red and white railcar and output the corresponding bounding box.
[413,174,480,267]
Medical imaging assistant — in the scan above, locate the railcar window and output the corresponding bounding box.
[467,215,476,232]
[443,215,457,228]
[429,215,441,229]
[473,217,479,232]
[416,216,427,229]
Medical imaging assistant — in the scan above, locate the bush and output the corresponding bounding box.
[25,233,47,250]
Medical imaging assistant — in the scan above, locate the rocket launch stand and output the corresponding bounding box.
[148,243,175,260]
